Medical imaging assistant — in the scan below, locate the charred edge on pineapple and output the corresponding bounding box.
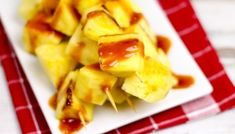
[99,39,144,69]
[87,63,101,70]
[82,10,122,30]
[26,18,65,53]
[57,76,66,90]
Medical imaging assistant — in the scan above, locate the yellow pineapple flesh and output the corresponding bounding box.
[75,66,117,105]
[66,25,99,65]
[104,0,130,28]
[98,34,144,77]
[50,0,80,36]
[122,57,175,103]
[23,13,64,53]
[56,71,94,122]
[35,43,77,88]
[83,10,122,41]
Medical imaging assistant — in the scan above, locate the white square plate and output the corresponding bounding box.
[0,0,213,133]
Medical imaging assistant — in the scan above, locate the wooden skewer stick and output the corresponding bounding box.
[105,90,118,112]
[79,112,86,127]
[126,97,135,112]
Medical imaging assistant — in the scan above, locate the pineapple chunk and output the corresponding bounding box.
[19,0,59,21]
[75,66,117,105]
[23,13,63,53]
[66,25,99,65]
[73,0,103,14]
[118,0,141,14]
[98,34,144,77]
[122,57,174,103]
[35,43,76,88]
[83,10,122,41]
[51,0,80,36]
[56,71,94,122]
[126,21,158,60]
[104,0,130,28]
[19,0,40,20]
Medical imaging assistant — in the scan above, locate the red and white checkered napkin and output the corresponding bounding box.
[0,0,234,134]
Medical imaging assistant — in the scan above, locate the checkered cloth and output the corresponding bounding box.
[0,0,235,134]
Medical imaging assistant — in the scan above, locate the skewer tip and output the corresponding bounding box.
[105,90,118,112]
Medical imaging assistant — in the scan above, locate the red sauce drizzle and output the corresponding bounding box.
[99,39,144,69]
[26,13,64,51]
[49,93,57,110]
[157,35,172,54]
[59,118,82,134]
[173,73,195,89]
[65,88,73,107]
[130,13,143,25]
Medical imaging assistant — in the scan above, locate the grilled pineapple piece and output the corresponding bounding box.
[35,43,76,88]
[19,0,59,21]
[19,0,40,20]
[23,13,63,53]
[104,0,130,28]
[66,25,99,65]
[126,22,158,60]
[51,0,80,36]
[83,10,122,41]
[75,66,117,105]
[119,0,141,14]
[56,71,94,122]
[73,0,103,14]
[98,34,144,77]
[122,57,174,103]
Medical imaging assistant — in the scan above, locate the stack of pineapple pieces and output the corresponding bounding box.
[20,0,177,125]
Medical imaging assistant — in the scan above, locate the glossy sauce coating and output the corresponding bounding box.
[59,118,82,134]
[157,35,172,54]
[49,93,57,110]
[99,39,144,69]
[130,13,143,25]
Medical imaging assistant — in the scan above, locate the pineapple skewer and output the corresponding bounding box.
[105,88,118,112]
[126,96,135,111]
[78,112,87,126]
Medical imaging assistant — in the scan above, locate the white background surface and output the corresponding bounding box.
[0,0,235,134]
